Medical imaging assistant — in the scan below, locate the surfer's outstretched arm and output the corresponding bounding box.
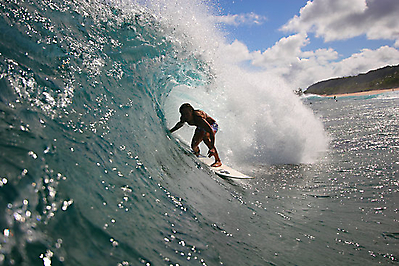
[170,121,184,133]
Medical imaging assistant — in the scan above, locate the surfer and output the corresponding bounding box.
[170,103,222,167]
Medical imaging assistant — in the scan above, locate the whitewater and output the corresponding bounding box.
[0,0,398,265]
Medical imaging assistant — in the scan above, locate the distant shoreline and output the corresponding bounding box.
[319,87,399,97]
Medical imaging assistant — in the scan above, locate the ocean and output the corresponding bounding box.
[0,0,398,265]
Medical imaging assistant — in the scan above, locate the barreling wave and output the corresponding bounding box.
[0,0,328,265]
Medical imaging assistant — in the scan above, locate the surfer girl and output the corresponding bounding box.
[170,103,222,167]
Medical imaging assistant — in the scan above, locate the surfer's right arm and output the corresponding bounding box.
[170,120,184,133]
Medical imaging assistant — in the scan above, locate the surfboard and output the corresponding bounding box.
[198,156,254,179]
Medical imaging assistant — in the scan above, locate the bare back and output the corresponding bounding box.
[188,110,216,126]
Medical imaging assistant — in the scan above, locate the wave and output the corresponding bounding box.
[0,0,328,264]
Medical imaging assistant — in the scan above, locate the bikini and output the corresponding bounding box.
[195,122,219,134]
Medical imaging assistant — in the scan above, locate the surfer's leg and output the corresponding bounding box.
[203,133,222,167]
[191,129,205,156]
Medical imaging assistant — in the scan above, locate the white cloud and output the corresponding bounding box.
[215,12,267,26]
[224,37,399,89]
[281,0,399,45]
[220,0,399,89]
[219,0,399,89]
[333,46,399,75]
[251,32,310,68]
[279,45,399,89]
[222,39,253,63]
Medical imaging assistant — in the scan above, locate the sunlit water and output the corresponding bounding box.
[0,0,398,265]
[248,94,399,265]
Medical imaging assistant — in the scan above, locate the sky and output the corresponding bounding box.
[212,0,399,89]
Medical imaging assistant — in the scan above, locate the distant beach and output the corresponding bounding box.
[321,87,399,97]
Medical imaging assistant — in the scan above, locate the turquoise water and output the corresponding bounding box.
[1,0,398,265]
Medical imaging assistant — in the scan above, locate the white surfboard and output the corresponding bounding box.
[198,156,254,179]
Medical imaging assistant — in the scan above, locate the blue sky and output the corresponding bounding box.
[217,0,308,52]
[212,0,399,88]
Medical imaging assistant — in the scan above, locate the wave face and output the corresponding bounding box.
[0,0,328,265]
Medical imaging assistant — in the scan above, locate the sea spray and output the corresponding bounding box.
[165,65,329,166]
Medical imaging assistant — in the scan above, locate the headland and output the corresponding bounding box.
[304,64,399,96]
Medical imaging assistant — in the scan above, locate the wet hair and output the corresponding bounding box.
[179,103,194,113]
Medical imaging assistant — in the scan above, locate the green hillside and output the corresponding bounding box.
[304,65,399,95]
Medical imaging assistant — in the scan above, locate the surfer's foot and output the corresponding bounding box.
[193,150,200,157]
[211,161,222,167]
